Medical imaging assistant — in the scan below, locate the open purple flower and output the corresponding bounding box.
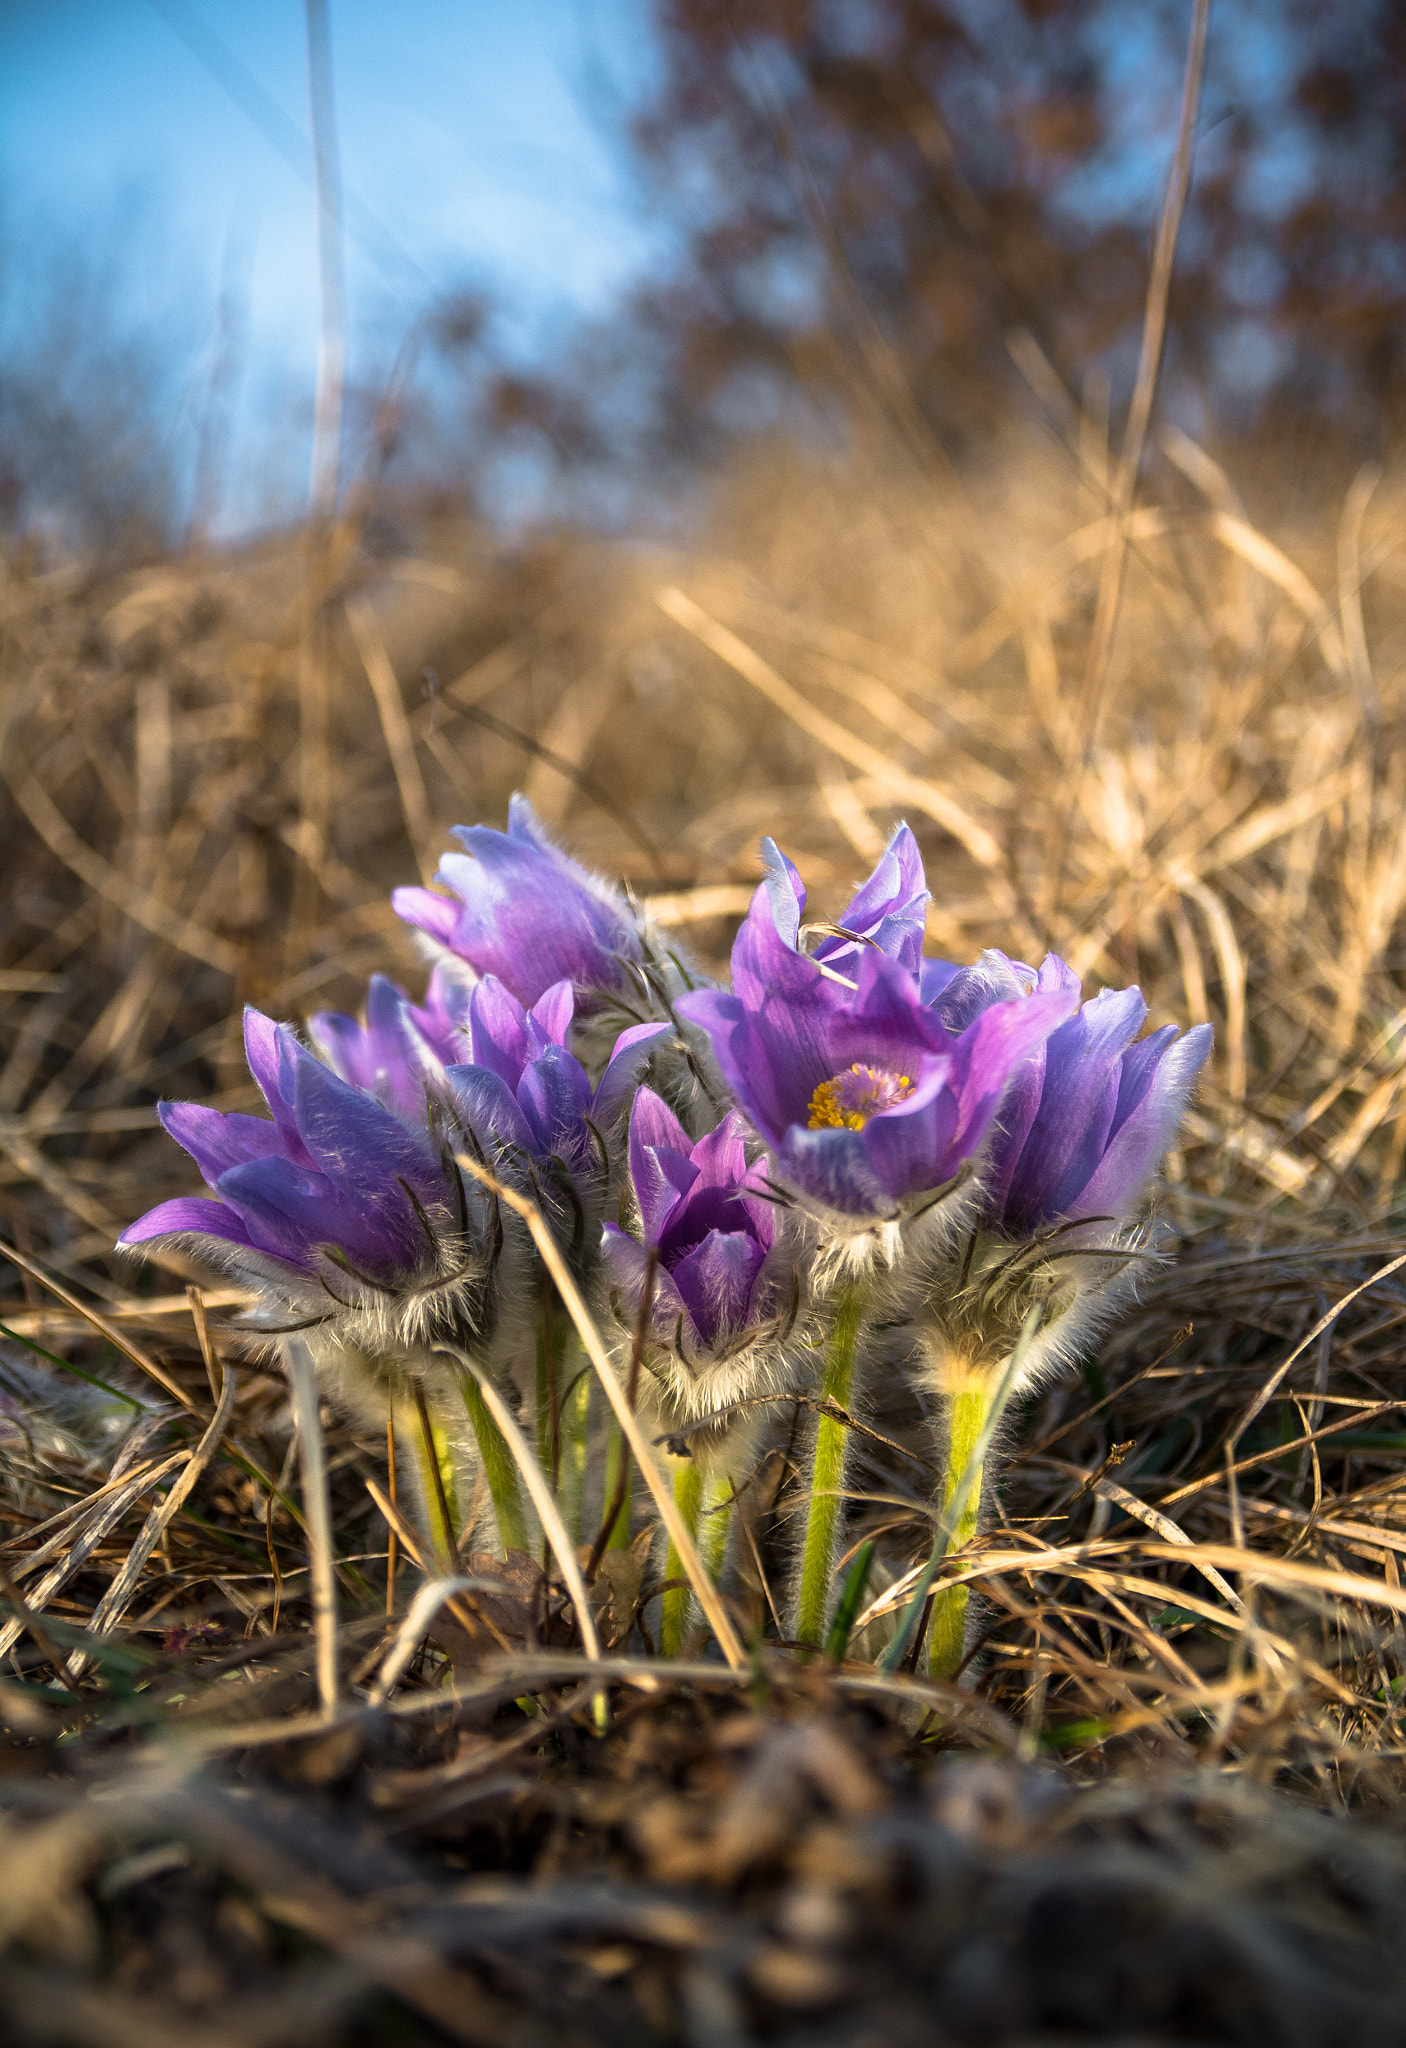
[444,976,665,1171]
[759,823,929,977]
[392,795,644,1011]
[603,1089,786,1358]
[929,951,1213,1236]
[678,885,1076,1223]
[118,1008,485,1345]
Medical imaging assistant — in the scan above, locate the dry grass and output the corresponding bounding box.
[3,418,1406,2038]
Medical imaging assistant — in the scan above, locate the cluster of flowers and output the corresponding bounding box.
[121,797,1210,1668]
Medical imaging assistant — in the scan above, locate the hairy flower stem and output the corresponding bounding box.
[411,1383,461,1572]
[459,1375,529,1556]
[557,1369,591,1541]
[662,1460,704,1655]
[795,1280,866,1652]
[535,1281,560,1489]
[927,1384,993,1678]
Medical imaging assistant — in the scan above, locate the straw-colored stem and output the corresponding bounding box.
[661,1460,705,1656]
[459,1375,529,1557]
[927,1385,992,1679]
[795,1280,866,1651]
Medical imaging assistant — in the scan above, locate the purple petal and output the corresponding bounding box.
[852,1057,962,1203]
[687,1112,751,1193]
[515,1044,593,1158]
[943,981,1083,1171]
[159,1104,293,1188]
[601,1223,691,1333]
[466,977,532,1088]
[815,822,930,976]
[529,979,576,1051]
[628,1087,698,1241]
[290,1054,443,1212]
[592,1020,669,1130]
[1073,1023,1213,1223]
[824,949,951,1073]
[390,884,462,949]
[930,950,1033,1034]
[416,800,641,1009]
[216,1156,415,1273]
[119,1196,256,1251]
[670,1229,767,1349]
[999,986,1149,1232]
[759,838,806,949]
[775,1123,891,1217]
[408,964,472,1064]
[446,1064,534,1154]
[920,958,963,1005]
[657,1176,757,1251]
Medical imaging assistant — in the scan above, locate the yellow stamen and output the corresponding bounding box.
[807,1062,914,1131]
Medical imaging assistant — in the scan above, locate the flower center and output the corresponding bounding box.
[807,1062,915,1131]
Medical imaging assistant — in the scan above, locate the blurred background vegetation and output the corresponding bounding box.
[4,0,1406,557]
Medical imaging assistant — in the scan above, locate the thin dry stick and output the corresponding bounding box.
[1075,0,1211,757]
[0,1236,197,1411]
[283,1337,339,1718]
[454,1154,746,1669]
[186,1283,222,1402]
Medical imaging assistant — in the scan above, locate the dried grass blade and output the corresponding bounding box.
[345,596,433,878]
[367,1573,502,1705]
[0,1236,198,1412]
[0,1453,188,1658]
[656,586,1005,876]
[67,1366,240,1678]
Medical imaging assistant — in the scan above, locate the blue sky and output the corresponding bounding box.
[1,0,667,526]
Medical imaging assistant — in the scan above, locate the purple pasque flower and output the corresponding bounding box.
[677,885,1077,1224]
[759,822,929,977]
[118,1007,483,1342]
[929,951,1213,1237]
[443,976,666,1264]
[309,966,470,1122]
[603,1089,789,1361]
[392,794,644,1012]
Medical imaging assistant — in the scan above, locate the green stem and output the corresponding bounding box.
[699,1469,735,1587]
[661,1459,704,1656]
[602,1416,633,1550]
[405,1398,461,1572]
[460,1375,529,1557]
[927,1385,993,1679]
[558,1368,591,1542]
[795,1280,866,1652]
